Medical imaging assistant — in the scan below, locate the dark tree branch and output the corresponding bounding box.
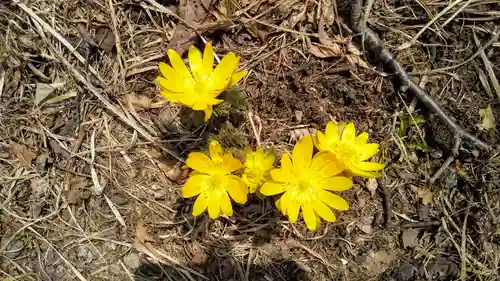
[350,0,491,154]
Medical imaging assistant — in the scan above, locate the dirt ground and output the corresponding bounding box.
[1,0,500,281]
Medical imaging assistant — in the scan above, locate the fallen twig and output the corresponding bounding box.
[401,221,441,228]
[377,179,392,227]
[350,0,491,181]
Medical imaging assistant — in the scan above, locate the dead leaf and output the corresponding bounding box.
[366,178,378,196]
[401,229,419,248]
[309,42,342,58]
[346,54,369,69]
[168,0,211,54]
[95,27,116,53]
[364,249,400,274]
[123,94,164,110]
[290,127,317,143]
[157,160,183,182]
[280,3,307,29]
[189,250,208,267]
[320,0,335,25]
[418,188,433,205]
[44,91,77,105]
[9,141,37,166]
[356,215,374,234]
[135,222,154,243]
[479,104,496,131]
[67,177,91,204]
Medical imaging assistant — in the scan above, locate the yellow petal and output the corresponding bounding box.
[182,175,207,198]
[212,52,238,85]
[349,166,382,178]
[275,196,284,213]
[292,136,313,170]
[325,121,339,142]
[159,62,176,79]
[270,168,292,183]
[157,76,185,93]
[302,204,318,231]
[357,162,385,171]
[188,45,203,78]
[192,195,208,216]
[309,151,344,178]
[159,90,183,103]
[263,154,275,170]
[342,123,356,142]
[319,190,349,210]
[204,105,213,122]
[314,131,328,151]
[207,197,221,219]
[228,70,248,88]
[260,181,287,196]
[286,196,300,223]
[360,143,379,161]
[167,49,192,80]
[280,153,293,172]
[209,140,223,161]
[222,153,243,173]
[202,42,215,78]
[313,200,336,222]
[318,176,353,191]
[355,132,369,145]
[220,191,233,216]
[186,152,214,174]
[225,176,247,204]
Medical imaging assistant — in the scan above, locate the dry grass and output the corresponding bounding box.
[1,0,499,280]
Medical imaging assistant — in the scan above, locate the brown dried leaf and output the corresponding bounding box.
[346,54,369,69]
[157,160,184,182]
[67,177,91,204]
[95,27,115,53]
[280,3,307,29]
[309,43,342,58]
[9,141,37,166]
[123,94,164,110]
[136,221,154,243]
[290,127,317,143]
[401,229,419,248]
[417,189,433,205]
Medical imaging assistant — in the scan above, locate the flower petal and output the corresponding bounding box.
[313,200,336,222]
[228,70,248,88]
[319,190,349,210]
[159,62,176,80]
[207,197,221,219]
[292,136,313,170]
[209,141,223,161]
[318,176,353,191]
[188,45,203,78]
[349,166,382,178]
[286,196,300,223]
[355,132,369,145]
[275,196,284,213]
[222,153,243,173]
[357,161,385,171]
[280,153,293,172]
[182,175,207,198]
[220,191,233,216]
[167,49,192,80]
[202,42,214,78]
[212,52,238,86]
[263,154,275,170]
[260,181,287,196]
[186,152,214,174]
[314,131,328,151]
[192,195,208,216]
[360,143,379,161]
[342,123,356,142]
[203,105,213,122]
[270,168,292,183]
[225,176,248,204]
[157,76,185,93]
[325,121,339,142]
[302,204,318,231]
[309,151,344,178]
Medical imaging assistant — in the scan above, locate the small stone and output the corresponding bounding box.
[392,263,416,281]
[401,229,419,248]
[123,252,141,269]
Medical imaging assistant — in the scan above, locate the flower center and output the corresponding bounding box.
[287,179,318,205]
[332,141,361,166]
[201,174,226,199]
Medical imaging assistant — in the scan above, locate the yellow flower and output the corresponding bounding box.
[242,147,275,194]
[260,136,353,231]
[156,42,247,121]
[315,121,384,178]
[182,141,248,219]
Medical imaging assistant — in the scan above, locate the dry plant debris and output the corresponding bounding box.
[1,0,499,280]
